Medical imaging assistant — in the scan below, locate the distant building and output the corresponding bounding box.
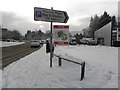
[95,20,118,46]
[95,22,112,46]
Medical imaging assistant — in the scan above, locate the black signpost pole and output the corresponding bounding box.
[50,7,53,67]
[34,6,69,67]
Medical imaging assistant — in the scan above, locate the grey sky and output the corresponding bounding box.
[0,0,119,35]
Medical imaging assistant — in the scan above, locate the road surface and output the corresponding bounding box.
[1,42,43,69]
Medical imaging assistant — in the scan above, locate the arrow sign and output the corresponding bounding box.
[34,7,69,23]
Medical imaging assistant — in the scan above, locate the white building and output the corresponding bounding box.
[95,22,112,46]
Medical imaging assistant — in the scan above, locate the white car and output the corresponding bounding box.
[40,40,44,44]
[31,40,40,47]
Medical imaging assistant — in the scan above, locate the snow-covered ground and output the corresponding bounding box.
[1,45,118,88]
[0,41,25,47]
[0,41,25,89]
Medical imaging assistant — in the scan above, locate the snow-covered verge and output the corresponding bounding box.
[0,41,25,47]
[0,41,24,89]
[54,45,118,88]
[1,45,118,88]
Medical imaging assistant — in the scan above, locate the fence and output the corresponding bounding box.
[54,54,85,81]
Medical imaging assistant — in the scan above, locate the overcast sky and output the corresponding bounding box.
[0,0,119,35]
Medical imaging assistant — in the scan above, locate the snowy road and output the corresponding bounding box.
[1,45,118,88]
[2,42,42,68]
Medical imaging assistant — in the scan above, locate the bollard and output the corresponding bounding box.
[46,40,50,53]
[80,62,85,81]
[58,57,62,66]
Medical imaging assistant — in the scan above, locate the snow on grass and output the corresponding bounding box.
[2,45,118,88]
[54,45,118,88]
[0,41,25,47]
[55,45,118,71]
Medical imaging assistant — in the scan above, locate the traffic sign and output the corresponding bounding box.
[53,25,69,45]
[34,7,69,23]
[117,17,120,41]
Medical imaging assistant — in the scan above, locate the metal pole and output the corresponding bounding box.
[117,17,119,41]
[111,23,113,46]
[50,7,53,67]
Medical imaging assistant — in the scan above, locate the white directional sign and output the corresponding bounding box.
[53,25,69,45]
[34,7,69,23]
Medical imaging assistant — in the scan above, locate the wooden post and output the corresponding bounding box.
[80,62,85,81]
[58,57,62,66]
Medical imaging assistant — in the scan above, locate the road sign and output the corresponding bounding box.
[53,25,69,45]
[117,17,120,41]
[34,7,69,23]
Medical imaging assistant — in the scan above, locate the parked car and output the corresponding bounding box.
[69,39,77,45]
[40,40,44,44]
[31,40,40,48]
[42,40,46,44]
[6,39,15,42]
[88,40,98,45]
[80,39,89,45]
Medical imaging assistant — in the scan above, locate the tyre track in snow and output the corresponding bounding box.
[1,42,43,69]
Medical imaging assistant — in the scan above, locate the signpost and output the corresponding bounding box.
[117,17,120,41]
[53,25,69,45]
[34,7,69,23]
[34,7,69,67]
